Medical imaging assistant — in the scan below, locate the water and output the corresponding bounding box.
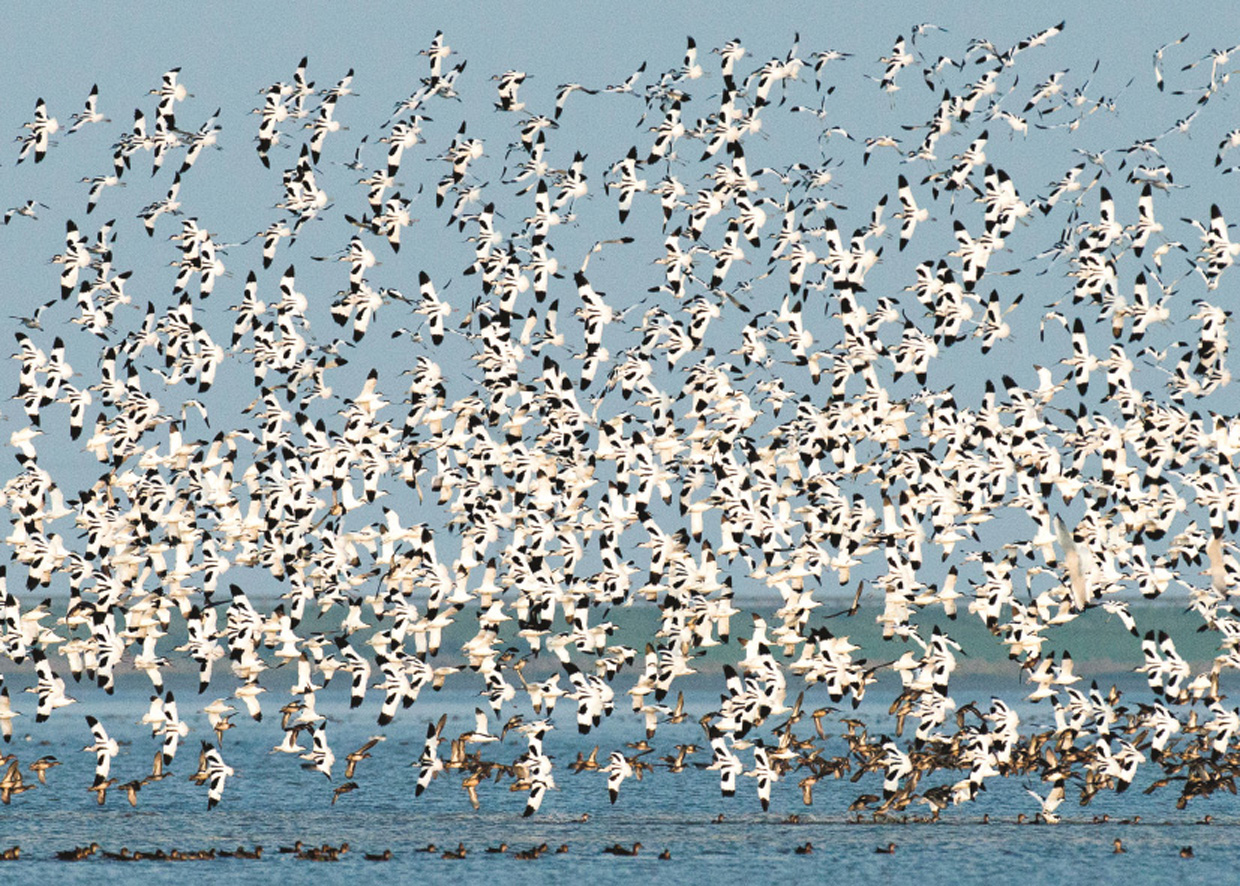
[1,761,1233,886]
[0,748,1233,886]
[0,602,1235,883]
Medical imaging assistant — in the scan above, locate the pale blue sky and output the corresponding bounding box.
[0,4,1234,599]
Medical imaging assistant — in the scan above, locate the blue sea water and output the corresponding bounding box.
[0,603,1235,884]
[0,707,1234,886]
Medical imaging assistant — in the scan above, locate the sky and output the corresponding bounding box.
[0,3,1235,604]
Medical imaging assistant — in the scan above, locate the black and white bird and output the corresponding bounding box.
[17,98,59,163]
[83,716,118,786]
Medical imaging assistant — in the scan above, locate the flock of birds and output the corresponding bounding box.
[0,836,670,863]
[0,834,1206,863]
[0,22,1239,828]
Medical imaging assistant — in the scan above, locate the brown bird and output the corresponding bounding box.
[145,749,169,783]
[188,741,212,786]
[461,768,484,810]
[1180,846,1194,858]
[603,842,642,856]
[344,735,385,779]
[0,760,28,804]
[810,708,834,740]
[279,701,304,731]
[29,756,60,785]
[875,842,896,854]
[661,743,698,773]
[331,781,359,805]
[664,692,688,727]
[213,713,236,745]
[88,778,116,805]
[121,779,143,807]
[800,774,818,806]
[1114,838,1126,854]
[364,849,392,861]
[795,842,814,855]
[441,842,467,860]
[570,746,600,772]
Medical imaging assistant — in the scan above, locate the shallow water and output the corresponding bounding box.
[0,672,1236,885]
[0,601,1233,883]
[0,788,1234,886]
